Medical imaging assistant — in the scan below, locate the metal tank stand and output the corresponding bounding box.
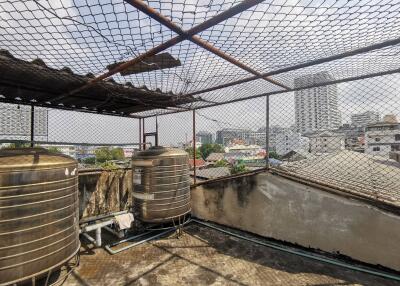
[104,215,192,255]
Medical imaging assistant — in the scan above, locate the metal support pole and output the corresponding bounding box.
[192,110,196,184]
[139,118,142,151]
[30,105,34,147]
[265,96,270,168]
[142,118,146,150]
[155,115,159,147]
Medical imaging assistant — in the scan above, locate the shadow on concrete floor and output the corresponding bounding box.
[64,224,399,286]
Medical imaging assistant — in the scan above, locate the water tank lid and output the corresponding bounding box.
[0,147,76,170]
[133,146,188,159]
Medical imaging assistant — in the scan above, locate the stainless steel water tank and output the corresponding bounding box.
[0,148,80,285]
[132,147,191,223]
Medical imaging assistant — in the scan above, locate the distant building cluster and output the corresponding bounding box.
[192,72,399,164]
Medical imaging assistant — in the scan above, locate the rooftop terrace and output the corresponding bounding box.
[63,223,399,286]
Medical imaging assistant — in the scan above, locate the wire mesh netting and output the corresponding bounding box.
[0,0,399,206]
[0,103,140,169]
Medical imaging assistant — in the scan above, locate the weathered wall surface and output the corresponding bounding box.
[191,172,400,271]
[78,169,133,219]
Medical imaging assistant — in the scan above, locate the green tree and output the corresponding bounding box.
[268,151,281,160]
[199,143,224,160]
[100,161,119,170]
[3,142,30,149]
[46,146,61,154]
[95,147,113,163]
[185,147,201,159]
[230,160,248,175]
[214,159,228,167]
[82,157,96,165]
[111,147,125,160]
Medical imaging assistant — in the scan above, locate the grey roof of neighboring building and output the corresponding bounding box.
[279,150,400,207]
[206,152,225,161]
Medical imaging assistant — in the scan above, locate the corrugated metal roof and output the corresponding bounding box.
[279,150,400,207]
[0,50,195,117]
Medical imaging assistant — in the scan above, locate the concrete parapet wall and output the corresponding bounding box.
[191,172,400,271]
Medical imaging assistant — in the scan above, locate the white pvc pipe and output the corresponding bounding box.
[105,229,173,255]
[95,228,102,247]
[82,232,96,245]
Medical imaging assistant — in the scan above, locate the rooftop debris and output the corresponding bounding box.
[107,53,181,75]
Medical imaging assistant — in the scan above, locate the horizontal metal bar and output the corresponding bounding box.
[187,37,400,97]
[0,140,149,147]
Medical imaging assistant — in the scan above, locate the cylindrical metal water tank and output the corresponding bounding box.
[132,146,191,223]
[0,148,80,285]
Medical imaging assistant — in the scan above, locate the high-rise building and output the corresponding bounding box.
[196,131,213,144]
[351,111,380,127]
[294,72,341,134]
[0,103,48,140]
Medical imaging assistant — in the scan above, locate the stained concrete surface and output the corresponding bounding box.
[61,224,399,286]
[78,169,133,219]
[192,172,400,271]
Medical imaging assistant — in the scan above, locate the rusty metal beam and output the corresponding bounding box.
[192,109,196,184]
[58,0,268,100]
[187,36,400,97]
[125,0,289,90]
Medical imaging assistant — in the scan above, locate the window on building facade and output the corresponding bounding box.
[372,147,380,151]
[395,134,400,141]
[391,145,400,151]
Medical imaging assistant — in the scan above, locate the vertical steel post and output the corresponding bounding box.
[155,115,159,147]
[142,118,146,150]
[30,105,34,147]
[139,118,142,150]
[265,96,270,168]
[192,110,196,184]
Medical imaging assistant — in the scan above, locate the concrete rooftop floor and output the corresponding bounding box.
[61,223,399,286]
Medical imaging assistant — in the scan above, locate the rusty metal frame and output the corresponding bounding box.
[51,0,400,116]
[59,0,272,100]
[192,109,196,184]
[125,0,289,91]
[186,36,400,97]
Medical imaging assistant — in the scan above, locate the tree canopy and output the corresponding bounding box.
[95,147,125,163]
[185,147,202,159]
[199,143,224,160]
